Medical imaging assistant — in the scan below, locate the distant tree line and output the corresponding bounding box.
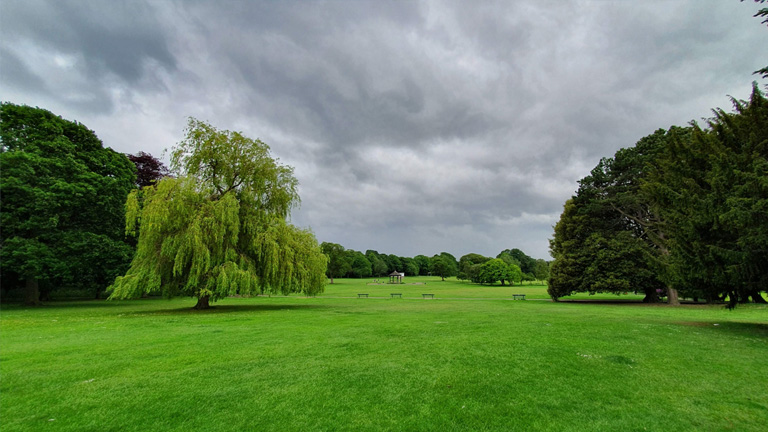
[458,249,549,285]
[549,84,768,308]
[320,242,549,285]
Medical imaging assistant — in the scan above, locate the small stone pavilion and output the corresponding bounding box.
[388,270,404,284]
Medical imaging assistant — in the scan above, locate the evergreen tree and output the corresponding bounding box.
[646,84,768,307]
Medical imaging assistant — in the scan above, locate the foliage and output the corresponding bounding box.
[109,118,326,308]
[533,259,550,281]
[126,151,169,188]
[347,250,372,278]
[645,84,768,307]
[476,258,522,285]
[0,103,136,303]
[457,253,490,281]
[548,127,675,302]
[430,252,458,281]
[497,248,536,278]
[321,242,351,283]
[551,84,768,307]
[744,0,768,79]
[413,254,431,275]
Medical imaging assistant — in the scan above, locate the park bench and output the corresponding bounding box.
[513,294,526,300]
[357,293,368,298]
[390,293,402,299]
[422,293,434,299]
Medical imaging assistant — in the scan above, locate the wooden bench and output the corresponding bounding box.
[422,293,434,299]
[357,293,368,298]
[513,294,526,300]
[390,293,402,299]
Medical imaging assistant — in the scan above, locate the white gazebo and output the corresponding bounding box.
[388,270,404,284]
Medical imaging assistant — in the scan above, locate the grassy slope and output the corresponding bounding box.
[2,281,766,431]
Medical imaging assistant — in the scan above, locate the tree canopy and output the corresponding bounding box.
[0,103,136,303]
[321,242,351,283]
[549,128,674,303]
[458,253,490,281]
[644,84,768,307]
[430,252,458,281]
[127,151,169,188]
[109,118,327,308]
[477,258,522,286]
[550,84,768,307]
[744,0,768,79]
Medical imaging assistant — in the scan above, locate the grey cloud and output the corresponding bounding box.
[1,0,176,112]
[0,47,48,94]
[2,0,765,260]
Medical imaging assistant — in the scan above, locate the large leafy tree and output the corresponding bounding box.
[477,258,522,286]
[430,252,458,281]
[497,249,536,277]
[126,151,169,188]
[109,118,327,308]
[347,250,372,278]
[1,103,136,304]
[646,84,768,307]
[457,253,490,281]
[413,254,431,276]
[399,256,420,276]
[533,259,550,281]
[365,250,389,277]
[551,85,768,307]
[548,128,673,302]
[321,242,351,283]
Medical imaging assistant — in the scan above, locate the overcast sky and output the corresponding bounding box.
[1,1,766,260]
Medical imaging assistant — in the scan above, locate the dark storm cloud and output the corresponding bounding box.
[1,0,765,259]
[0,47,47,93]
[1,0,176,112]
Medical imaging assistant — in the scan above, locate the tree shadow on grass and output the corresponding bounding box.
[673,321,768,338]
[0,299,130,311]
[556,299,711,306]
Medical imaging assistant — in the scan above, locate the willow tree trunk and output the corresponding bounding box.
[193,295,211,310]
[24,275,41,306]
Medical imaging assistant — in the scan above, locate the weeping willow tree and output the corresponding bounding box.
[109,118,327,308]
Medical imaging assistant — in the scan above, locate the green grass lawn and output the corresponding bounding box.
[318,276,647,301]
[2,280,767,431]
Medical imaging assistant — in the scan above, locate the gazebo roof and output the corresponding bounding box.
[389,270,402,276]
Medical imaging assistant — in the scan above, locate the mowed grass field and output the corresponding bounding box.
[316,277,647,300]
[2,277,767,431]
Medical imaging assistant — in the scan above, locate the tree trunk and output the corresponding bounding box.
[642,287,660,303]
[193,295,211,310]
[23,275,42,306]
[667,287,680,306]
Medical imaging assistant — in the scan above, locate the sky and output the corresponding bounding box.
[1,0,766,260]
